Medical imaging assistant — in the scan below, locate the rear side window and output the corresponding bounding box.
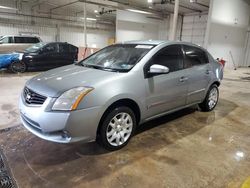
[183,45,208,68]
[14,37,25,43]
[59,44,69,53]
[14,37,39,43]
[26,37,40,43]
[150,45,184,72]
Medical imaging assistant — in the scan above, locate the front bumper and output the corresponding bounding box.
[19,95,101,143]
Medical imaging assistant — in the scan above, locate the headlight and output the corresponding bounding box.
[52,87,94,111]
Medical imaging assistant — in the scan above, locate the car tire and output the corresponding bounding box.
[199,84,219,112]
[9,61,27,73]
[97,106,136,151]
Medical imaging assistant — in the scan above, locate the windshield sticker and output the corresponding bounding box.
[135,45,153,49]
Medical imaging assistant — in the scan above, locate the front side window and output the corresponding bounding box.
[79,44,154,72]
[43,43,58,53]
[0,37,12,43]
[150,45,184,72]
[183,45,208,68]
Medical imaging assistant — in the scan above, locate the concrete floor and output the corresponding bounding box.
[0,68,250,188]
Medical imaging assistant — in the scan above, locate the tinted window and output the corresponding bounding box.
[183,45,208,68]
[25,42,46,53]
[150,45,184,72]
[26,37,39,43]
[14,37,25,43]
[43,43,58,53]
[59,44,69,53]
[14,37,39,43]
[69,45,78,53]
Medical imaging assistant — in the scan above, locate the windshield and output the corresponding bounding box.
[25,42,47,53]
[79,44,154,72]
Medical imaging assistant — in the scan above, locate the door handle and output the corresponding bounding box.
[179,76,188,82]
[206,70,210,74]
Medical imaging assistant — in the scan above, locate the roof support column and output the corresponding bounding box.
[83,2,87,47]
[169,0,179,41]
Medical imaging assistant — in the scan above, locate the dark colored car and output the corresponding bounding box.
[10,42,78,73]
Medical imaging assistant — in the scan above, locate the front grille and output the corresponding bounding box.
[23,87,47,105]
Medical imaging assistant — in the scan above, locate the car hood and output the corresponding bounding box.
[26,64,120,97]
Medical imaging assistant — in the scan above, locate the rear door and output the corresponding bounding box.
[183,45,211,104]
[144,44,188,118]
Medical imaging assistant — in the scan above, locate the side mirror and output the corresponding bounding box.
[148,64,169,76]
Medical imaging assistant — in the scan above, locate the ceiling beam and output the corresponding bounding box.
[50,0,78,11]
[79,0,169,15]
[154,0,202,13]
[194,2,209,8]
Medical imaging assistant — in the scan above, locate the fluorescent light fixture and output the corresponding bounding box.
[190,0,197,2]
[80,17,97,21]
[87,17,97,21]
[94,10,98,13]
[148,0,153,3]
[0,5,17,10]
[126,9,152,15]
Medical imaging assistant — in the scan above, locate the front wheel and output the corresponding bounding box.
[199,84,219,112]
[9,61,27,73]
[97,106,136,151]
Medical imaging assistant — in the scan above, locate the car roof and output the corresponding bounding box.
[1,35,39,38]
[122,40,206,51]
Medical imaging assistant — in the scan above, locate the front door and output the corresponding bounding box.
[144,45,188,119]
[38,43,59,69]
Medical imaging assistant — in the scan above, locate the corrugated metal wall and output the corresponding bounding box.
[0,0,115,49]
[181,14,208,47]
[0,13,115,48]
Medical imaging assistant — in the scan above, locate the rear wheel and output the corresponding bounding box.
[9,61,27,73]
[199,84,219,112]
[97,106,136,151]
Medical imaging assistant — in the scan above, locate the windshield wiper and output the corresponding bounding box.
[80,63,129,72]
[81,64,103,70]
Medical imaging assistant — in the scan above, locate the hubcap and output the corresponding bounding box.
[208,88,218,109]
[106,112,133,146]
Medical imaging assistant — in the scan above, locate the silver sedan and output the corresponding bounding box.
[19,40,223,150]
